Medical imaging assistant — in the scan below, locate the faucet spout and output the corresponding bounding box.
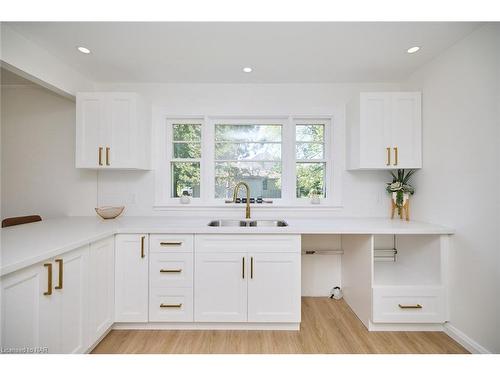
[232,182,251,219]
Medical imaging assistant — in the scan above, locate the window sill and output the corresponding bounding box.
[153,203,344,211]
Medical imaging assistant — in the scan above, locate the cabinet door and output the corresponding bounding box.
[88,237,115,343]
[105,93,138,169]
[76,93,106,168]
[391,92,422,168]
[1,262,59,353]
[359,93,392,168]
[115,234,149,322]
[247,253,301,323]
[56,246,89,354]
[194,252,247,322]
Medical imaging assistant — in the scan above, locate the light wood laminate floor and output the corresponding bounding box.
[92,298,468,354]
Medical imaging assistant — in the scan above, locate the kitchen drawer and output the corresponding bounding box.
[372,286,446,323]
[149,287,193,322]
[195,234,301,253]
[150,252,193,288]
[150,234,193,253]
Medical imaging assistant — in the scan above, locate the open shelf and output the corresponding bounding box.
[373,235,443,287]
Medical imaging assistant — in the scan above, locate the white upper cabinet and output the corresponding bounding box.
[347,92,422,170]
[76,92,151,169]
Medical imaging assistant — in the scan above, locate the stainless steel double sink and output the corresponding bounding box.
[208,219,288,227]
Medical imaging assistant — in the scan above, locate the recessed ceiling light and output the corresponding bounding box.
[242,67,253,73]
[407,46,420,54]
[77,46,91,54]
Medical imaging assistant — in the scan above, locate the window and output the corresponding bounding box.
[171,123,201,198]
[158,115,339,207]
[295,123,327,198]
[214,124,282,199]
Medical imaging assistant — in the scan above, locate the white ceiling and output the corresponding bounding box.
[6,22,480,83]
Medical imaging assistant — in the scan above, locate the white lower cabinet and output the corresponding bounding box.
[194,252,248,322]
[57,246,89,353]
[372,286,446,324]
[247,252,301,323]
[1,245,89,353]
[149,287,194,322]
[88,237,114,344]
[194,235,301,324]
[115,234,149,322]
[149,234,194,322]
[1,261,58,352]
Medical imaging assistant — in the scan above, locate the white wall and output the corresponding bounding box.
[402,24,500,353]
[94,82,400,218]
[1,83,97,219]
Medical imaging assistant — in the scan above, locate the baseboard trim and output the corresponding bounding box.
[368,321,444,332]
[112,322,300,331]
[85,326,113,353]
[443,323,491,354]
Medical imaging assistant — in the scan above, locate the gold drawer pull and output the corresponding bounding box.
[386,147,391,166]
[160,241,183,246]
[98,147,103,166]
[160,303,182,308]
[44,263,52,296]
[55,259,63,290]
[140,236,146,258]
[393,147,398,166]
[106,147,110,166]
[160,269,182,273]
[398,304,422,309]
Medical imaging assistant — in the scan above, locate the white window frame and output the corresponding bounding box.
[208,116,287,205]
[154,112,342,208]
[293,118,332,205]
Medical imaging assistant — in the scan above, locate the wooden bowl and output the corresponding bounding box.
[95,206,125,219]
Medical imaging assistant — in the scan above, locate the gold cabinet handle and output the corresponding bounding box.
[98,147,103,166]
[398,304,422,309]
[160,241,182,246]
[55,259,63,290]
[160,269,182,273]
[160,303,182,308]
[242,257,245,279]
[141,236,146,258]
[386,147,391,166]
[44,263,53,296]
[393,147,398,166]
[250,256,254,279]
[106,147,110,166]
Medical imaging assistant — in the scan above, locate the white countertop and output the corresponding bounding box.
[1,216,453,276]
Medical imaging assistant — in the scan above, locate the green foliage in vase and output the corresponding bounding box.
[386,169,416,209]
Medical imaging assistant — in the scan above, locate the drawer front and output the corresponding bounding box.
[150,253,193,288]
[149,287,193,322]
[150,234,193,253]
[372,287,446,323]
[195,234,301,253]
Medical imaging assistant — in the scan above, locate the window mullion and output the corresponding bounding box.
[203,117,214,202]
[281,117,294,204]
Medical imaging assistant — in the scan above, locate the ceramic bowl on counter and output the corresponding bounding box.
[95,206,125,219]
